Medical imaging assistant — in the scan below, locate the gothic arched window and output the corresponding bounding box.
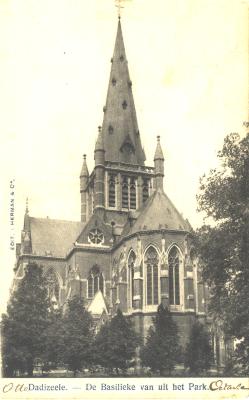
[121,176,137,210]
[145,247,159,305]
[130,178,136,209]
[87,265,104,298]
[122,177,129,209]
[168,247,180,305]
[108,174,116,208]
[142,179,149,204]
[128,251,136,308]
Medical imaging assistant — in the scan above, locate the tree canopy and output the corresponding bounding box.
[62,295,94,376]
[94,308,139,375]
[140,304,180,376]
[197,133,249,373]
[184,320,212,375]
[1,263,50,377]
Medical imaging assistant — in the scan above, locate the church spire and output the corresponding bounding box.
[101,19,145,165]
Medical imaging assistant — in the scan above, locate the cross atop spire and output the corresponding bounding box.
[115,0,124,19]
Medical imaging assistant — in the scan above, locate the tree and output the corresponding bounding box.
[1,263,50,377]
[184,320,212,375]
[62,295,94,376]
[94,308,140,375]
[197,133,249,373]
[41,309,65,372]
[140,304,180,376]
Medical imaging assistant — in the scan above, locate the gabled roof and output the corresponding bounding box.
[123,188,191,236]
[75,212,113,247]
[101,20,145,165]
[88,290,108,316]
[29,217,84,258]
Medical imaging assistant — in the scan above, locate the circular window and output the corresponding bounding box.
[88,228,104,245]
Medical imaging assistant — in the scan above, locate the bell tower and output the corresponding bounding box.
[80,17,165,220]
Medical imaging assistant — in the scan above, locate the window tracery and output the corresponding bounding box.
[142,179,149,203]
[168,247,180,305]
[108,174,116,208]
[145,247,159,305]
[121,176,137,210]
[87,265,104,298]
[88,228,104,245]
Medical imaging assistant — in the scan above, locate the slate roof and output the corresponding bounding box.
[101,20,145,165]
[122,188,191,237]
[29,217,84,257]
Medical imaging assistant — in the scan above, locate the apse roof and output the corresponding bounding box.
[123,188,191,236]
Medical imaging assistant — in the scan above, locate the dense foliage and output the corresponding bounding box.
[94,308,139,375]
[184,320,212,375]
[197,133,249,373]
[140,305,180,376]
[62,296,94,376]
[1,263,50,376]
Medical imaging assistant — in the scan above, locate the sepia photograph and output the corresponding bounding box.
[0,0,248,391]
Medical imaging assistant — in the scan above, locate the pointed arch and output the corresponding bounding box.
[122,177,129,209]
[166,242,184,258]
[130,178,136,209]
[108,174,116,208]
[168,246,181,305]
[127,249,136,308]
[143,242,160,255]
[87,265,105,298]
[142,178,149,204]
[144,246,159,305]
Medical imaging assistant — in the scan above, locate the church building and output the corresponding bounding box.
[14,17,224,363]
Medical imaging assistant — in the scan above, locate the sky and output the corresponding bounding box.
[0,0,248,312]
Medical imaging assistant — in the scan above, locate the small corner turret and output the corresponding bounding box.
[80,155,89,222]
[154,136,164,190]
[94,126,105,211]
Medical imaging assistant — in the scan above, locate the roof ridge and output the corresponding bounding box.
[29,216,84,224]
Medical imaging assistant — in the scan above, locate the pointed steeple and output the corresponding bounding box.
[95,126,105,152]
[80,154,89,193]
[154,136,164,190]
[101,19,145,165]
[80,154,89,179]
[22,197,32,254]
[154,136,164,161]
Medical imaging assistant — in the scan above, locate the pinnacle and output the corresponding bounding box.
[154,136,164,160]
[80,154,89,177]
[95,126,105,152]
